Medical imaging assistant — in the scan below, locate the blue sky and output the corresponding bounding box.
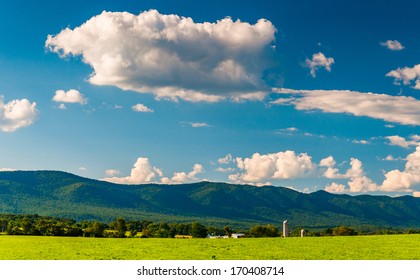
[0,0,419,196]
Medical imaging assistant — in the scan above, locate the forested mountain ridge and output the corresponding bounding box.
[0,170,419,229]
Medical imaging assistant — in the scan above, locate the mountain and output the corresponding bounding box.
[0,170,419,229]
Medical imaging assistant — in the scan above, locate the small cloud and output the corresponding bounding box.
[352,139,370,145]
[191,122,209,128]
[218,154,233,164]
[0,96,38,132]
[385,135,419,149]
[386,64,420,90]
[78,167,87,171]
[215,167,235,173]
[180,122,211,128]
[132,103,154,113]
[305,52,334,77]
[53,89,87,105]
[383,155,404,161]
[380,40,404,51]
[385,124,395,128]
[413,191,420,197]
[58,104,66,110]
[325,182,347,193]
[161,164,204,184]
[105,169,120,176]
[114,105,123,109]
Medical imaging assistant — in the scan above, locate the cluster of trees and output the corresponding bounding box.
[1,214,419,238]
[0,214,226,238]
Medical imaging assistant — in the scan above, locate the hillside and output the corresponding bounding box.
[0,170,419,229]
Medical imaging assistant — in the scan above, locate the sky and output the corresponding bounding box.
[0,0,419,197]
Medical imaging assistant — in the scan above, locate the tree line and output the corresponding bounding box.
[1,214,419,238]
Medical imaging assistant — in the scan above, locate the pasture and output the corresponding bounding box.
[0,234,419,260]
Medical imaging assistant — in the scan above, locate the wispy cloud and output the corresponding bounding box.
[380,40,404,51]
[305,52,334,77]
[180,121,211,128]
[272,88,420,126]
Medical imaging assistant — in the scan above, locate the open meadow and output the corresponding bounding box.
[0,234,419,260]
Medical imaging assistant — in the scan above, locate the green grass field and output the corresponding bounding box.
[0,234,419,260]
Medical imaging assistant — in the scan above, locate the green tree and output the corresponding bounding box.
[0,218,8,232]
[191,222,207,238]
[116,217,127,238]
[333,226,357,236]
[127,221,144,237]
[223,226,233,237]
[21,217,34,235]
[83,221,106,237]
[248,224,280,237]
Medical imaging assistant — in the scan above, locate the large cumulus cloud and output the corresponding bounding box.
[46,10,276,102]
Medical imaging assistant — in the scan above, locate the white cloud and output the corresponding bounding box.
[323,149,420,194]
[324,158,379,193]
[52,89,87,105]
[352,139,369,145]
[230,151,315,183]
[273,88,420,126]
[413,191,420,197]
[319,156,335,168]
[102,157,162,184]
[190,122,209,128]
[305,52,334,77]
[0,97,38,132]
[346,158,379,192]
[218,154,233,164]
[132,103,154,113]
[161,164,204,184]
[0,168,16,171]
[380,40,404,51]
[181,121,210,128]
[386,64,420,89]
[319,156,348,179]
[105,169,120,177]
[58,104,67,110]
[386,135,419,148]
[381,146,420,192]
[384,155,403,161]
[216,167,235,173]
[325,182,346,193]
[46,10,276,102]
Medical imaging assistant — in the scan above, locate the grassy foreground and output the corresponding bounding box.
[0,234,419,260]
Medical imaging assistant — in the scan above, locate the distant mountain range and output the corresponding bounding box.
[0,171,419,229]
